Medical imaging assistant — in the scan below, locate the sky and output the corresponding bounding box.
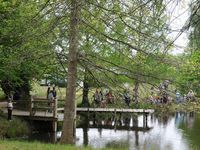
[167,0,191,54]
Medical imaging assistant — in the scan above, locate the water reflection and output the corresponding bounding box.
[75,112,199,150]
[30,112,200,150]
[175,112,195,129]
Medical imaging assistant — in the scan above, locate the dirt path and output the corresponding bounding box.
[0,102,7,108]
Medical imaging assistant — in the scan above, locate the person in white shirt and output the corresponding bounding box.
[7,98,13,121]
[187,90,195,101]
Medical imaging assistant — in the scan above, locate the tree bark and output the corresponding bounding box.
[60,0,79,144]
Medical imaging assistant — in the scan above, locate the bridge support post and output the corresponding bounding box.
[30,96,34,116]
[143,113,148,128]
[114,108,117,119]
[145,113,148,127]
[143,114,146,128]
[53,98,57,118]
[52,121,57,132]
[87,107,89,118]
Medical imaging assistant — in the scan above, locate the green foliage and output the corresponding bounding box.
[177,51,200,96]
[176,1,200,96]
[0,116,29,139]
[0,0,58,98]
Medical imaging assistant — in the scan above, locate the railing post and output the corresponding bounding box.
[145,113,148,127]
[30,96,34,116]
[53,98,57,118]
[52,98,58,132]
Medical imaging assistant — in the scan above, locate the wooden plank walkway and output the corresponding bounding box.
[0,101,154,132]
[76,107,154,113]
[1,107,154,121]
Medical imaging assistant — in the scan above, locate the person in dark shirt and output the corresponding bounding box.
[47,84,51,99]
[52,84,57,99]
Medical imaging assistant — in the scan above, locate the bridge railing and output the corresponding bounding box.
[30,96,57,118]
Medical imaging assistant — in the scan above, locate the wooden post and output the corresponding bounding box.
[93,111,96,125]
[51,132,57,143]
[114,108,117,131]
[87,107,89,118]
[114,108,117,119]
[52,121,57,132]
[52,98,57,132]
[30,96,34,116]
[143,114,146,128]
[145,113,148,128]
[53,98,57,118]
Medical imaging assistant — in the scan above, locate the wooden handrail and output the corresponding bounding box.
[30,97,57,118]
[32,100,54,103]
[32,97,48,101]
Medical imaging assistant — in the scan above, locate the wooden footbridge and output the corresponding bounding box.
[0,97,154,132]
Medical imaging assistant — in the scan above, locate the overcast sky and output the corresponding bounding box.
[167,0,191,54]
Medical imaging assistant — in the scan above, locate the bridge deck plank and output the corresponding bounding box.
[1,107,154,121]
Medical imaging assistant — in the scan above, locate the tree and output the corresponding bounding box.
[0,1,59,109]
[60,0,80,144]
[177,1,200,96]
[59,0,173,144]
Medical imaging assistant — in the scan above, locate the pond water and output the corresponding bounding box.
[29,112,200,150]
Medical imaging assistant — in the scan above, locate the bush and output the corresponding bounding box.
[0,115,29,139]
[0,120,9,138]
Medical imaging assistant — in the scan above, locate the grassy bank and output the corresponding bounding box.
[0,140,91,150]
[0,140,127,150]
[152,101,200,114]
[0,111,29,139]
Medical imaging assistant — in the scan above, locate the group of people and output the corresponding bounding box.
[148,88,196,105]
[93,89,114,106]
[176,90,195,103]
[93,89,132,107]
[47,84,57,112]
[47,84,57,100]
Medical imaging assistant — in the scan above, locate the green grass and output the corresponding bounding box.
[0,140,127,150]
[0,110,29,139]
[0,140,91,150]
[31,82,66,99]
[31,82,92,106]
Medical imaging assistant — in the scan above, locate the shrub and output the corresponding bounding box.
[0,115,29,139]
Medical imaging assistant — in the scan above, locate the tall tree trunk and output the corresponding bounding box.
[134,2,142,108]
[83,116,89,146]
[81,70,90,107]
[60,0,79,144]
[134,79,139,108]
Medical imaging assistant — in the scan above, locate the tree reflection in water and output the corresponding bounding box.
[29,112,200,150]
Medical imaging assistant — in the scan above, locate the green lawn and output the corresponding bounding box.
[0,140,126,150]
[0,140,92,150]
[31,82,94,106]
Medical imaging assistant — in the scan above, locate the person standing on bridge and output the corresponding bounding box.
[52,84,57,99]
[48,88,54,113]
[47,84,51,99]
[7,97,13,121]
